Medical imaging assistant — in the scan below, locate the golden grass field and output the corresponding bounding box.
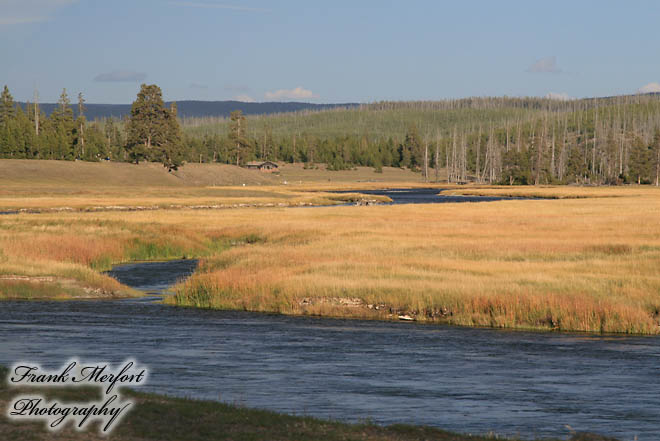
[0,160,417,211]
[1,160,660,334]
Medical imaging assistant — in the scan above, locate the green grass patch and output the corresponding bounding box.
[0,280,69,300]
[126,238,187,261]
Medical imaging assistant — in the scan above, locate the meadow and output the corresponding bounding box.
[1,160,659,334]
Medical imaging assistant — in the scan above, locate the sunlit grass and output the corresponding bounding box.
[1,184,660,333]
[442,185,660,199]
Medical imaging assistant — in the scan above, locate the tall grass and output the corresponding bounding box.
[2,185,660,333]
[165,188,660,334]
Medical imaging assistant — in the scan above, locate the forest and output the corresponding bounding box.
[2,83,660,185]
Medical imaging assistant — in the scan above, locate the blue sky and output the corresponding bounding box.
[2,0,659,104]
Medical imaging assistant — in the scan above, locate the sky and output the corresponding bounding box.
[2,0,660,104]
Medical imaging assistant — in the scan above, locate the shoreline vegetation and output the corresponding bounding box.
[1,161,659,334]
[0,367,618,441]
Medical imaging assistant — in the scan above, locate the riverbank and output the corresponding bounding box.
[164,190,660,334]
[2,182,660,333]
[0,366,618,441]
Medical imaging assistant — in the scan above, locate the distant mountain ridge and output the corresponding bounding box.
[16,100,359,120]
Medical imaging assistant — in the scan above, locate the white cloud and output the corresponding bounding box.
[264,86,319,101]
[637,82,660,94]
[168,1,270,12]
[545,92,573,101]
[233,94,255,102]
[0,0,78,26]
[94,71,147,82]
[527,56,562,74]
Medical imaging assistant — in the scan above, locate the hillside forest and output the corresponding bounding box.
[2,84,660,185]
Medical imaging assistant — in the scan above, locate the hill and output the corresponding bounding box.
[180,94,660,186]
[0,159,276,188]
[17,100,358,120]
[0,160,422,189]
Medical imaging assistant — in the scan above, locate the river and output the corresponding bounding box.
[333,187,523,204]
[1,259,659,440]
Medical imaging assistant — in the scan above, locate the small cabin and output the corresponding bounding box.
[245,161,279,172]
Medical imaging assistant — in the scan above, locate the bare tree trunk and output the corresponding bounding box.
[435,133,439,183]
[461,132,467,182]
[80,121,85,158]
[451,127,457,182]
[592,111,598,177]
[424,140,429,183]
[619,120,626,176]
[559,117,568,181]
[445,134,450,183]
[34,88,39,136]
[656,148,660,187]
[475,125,481,183]
[550,125,555,179]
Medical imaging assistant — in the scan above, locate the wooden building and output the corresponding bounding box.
[245,161,279,172]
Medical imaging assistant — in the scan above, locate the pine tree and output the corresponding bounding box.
[50,89,75,160]
[653,129,660,186]
[161,102,184,171]
[0,85,15,128]
[126,84,172,164]
[402,124,422,169]
[628,137,652,184]
[51,89,74,121]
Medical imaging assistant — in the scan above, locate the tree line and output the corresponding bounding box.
[2,83,660,184]
[0,84,184,170]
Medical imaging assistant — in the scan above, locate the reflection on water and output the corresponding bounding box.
[333,188,527,204]
[1,259,659,440]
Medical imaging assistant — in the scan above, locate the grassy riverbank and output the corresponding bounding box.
[1,160,660,333]
[442,185,660,199]
[0,366,619,441]
[164,192,660,334]
[1,185,660,332]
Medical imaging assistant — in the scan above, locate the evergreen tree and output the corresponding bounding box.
[104,118,124,160]
[402,124,422,169]
[160,102,184,171]
[84,123,108,161]
[653,129,660,186]
[0,85,15,126]
[126,84,174,165]
[49,89,75,159]
[51,88,74,121]
[629,137,652,184]
[13,106,34,158]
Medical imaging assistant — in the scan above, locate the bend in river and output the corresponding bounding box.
[1,259,658,440]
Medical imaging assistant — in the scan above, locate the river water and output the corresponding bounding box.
[333,187,522,204]
[1,191,659,440]
[1,260,659,439]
